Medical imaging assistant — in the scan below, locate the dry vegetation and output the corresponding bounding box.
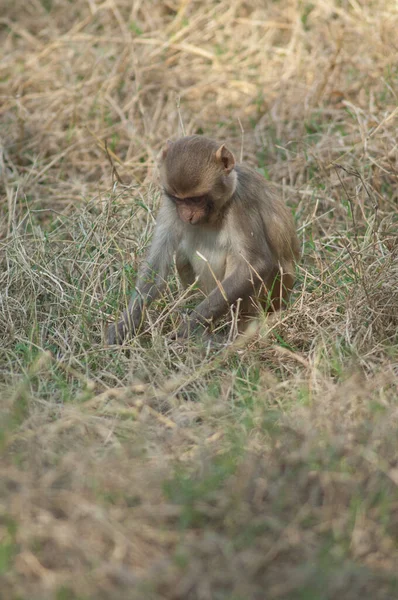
[1,0,398,598]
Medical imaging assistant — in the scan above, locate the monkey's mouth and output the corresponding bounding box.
[188,215,206,225]
[177,208,209,225]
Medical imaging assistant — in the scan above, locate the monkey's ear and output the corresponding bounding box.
[160,139,173,161]
[215,144,235,174]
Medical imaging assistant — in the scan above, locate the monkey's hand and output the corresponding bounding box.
[174,320,190,340]
[106,309,142,345]
[173,314,208,340]
[106,319,129,345]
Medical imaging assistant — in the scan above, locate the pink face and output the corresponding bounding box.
[176,197,209,224]
[169,195,211,225]
[159,137,236,226]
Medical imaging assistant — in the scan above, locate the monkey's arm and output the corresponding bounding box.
[177,254,277,338]
[107,203,179,344]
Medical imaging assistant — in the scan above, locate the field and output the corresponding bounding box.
[1,1,398,598]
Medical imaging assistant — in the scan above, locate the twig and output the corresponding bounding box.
[104,140,124,185]
[176,94,186,136]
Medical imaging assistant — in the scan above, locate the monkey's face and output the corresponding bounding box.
[158,136,237,225]
[166,193,212,225]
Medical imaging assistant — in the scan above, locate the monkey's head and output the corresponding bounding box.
[158,135,237,226]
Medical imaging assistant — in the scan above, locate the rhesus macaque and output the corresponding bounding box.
[107,135,300,344]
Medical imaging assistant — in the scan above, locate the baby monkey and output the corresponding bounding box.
[107,135,299,344]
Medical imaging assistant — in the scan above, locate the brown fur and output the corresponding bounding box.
[107,136,300,344]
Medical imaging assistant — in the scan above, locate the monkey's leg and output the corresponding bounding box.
[176,259,271,339]
[222,257,258,334]
[236,297,260,334]
[262,269,295,312]
[175,251,196,288]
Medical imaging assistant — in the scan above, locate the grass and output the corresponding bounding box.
[1,0,398,598]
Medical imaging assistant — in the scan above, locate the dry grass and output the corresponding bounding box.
[1,0,398,598]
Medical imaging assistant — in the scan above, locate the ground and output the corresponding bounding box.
[1,1,398,599]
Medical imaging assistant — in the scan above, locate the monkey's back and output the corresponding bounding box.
[233,164,300,269]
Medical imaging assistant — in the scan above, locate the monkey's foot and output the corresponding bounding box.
[172,315,208,340]
[106,320,129,345]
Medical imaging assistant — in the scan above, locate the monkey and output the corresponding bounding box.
[107,135,300,344]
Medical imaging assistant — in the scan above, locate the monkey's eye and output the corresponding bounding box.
[186,195,207,203]
[164,190,179,202]
[164,190,208,204]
